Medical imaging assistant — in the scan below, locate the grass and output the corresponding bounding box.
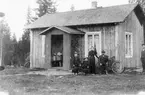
[0,68,145,95]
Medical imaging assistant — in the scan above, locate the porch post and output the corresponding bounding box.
[115,25,119,60]
[84,34,88,57]
[30,29,33,68]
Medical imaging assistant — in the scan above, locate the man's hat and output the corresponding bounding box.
[102,50,105,53]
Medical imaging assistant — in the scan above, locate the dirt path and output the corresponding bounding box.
[27,69,72,76]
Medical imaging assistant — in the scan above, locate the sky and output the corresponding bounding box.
[0,0,129,40]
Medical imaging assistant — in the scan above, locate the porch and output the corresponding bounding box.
[40,26,85,70]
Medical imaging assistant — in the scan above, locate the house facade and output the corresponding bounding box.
[27,4,145,70]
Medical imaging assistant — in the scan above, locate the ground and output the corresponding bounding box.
[0,67,145,95]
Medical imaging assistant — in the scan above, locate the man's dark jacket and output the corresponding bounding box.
[99,55,109,65]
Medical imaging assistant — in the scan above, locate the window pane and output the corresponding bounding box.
[42,35,45,57]
[125,33,132,57]
[129,35,131,55]
[125,35,128,55]
[94,34,100,54]
[88,35,93,51]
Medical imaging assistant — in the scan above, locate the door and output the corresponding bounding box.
[51,35,63,67]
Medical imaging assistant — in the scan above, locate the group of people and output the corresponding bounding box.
[72,47,109,75]
[87,47,109,74]
[72,43,145,74]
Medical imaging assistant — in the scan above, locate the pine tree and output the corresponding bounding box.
[26,6,32,25]
[129,0,136,3]
[70,4,75,11]
[1,20,12,66]
[129,0,145,12]
[35,0,56,17]
[26,6,37,24]
[17,6,31,66]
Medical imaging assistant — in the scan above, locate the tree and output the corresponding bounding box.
[16,6,31,66]
[0,19,22,67]
[26,6,37,24]
[35,0,56,17]
[129,0,145,43]
[1,20,12,66]
[26,6,32,24]
[129,0,145,4]
[129,0,136,3]
[70,4,75,11]
[11,33,20,67]
[18,30,30,66]
[129,0,145,12]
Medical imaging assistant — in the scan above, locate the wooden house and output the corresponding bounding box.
[26,4,145,70]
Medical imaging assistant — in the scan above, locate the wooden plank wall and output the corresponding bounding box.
[77,25,116,58]
[117,11,143,68]
[30,29,46,68]
[103,26,116,57]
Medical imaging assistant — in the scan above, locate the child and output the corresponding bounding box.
[72,51,81,75]
[81,58,90,75]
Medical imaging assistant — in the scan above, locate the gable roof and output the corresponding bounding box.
[26,3,140,29]
[40,26,85,35]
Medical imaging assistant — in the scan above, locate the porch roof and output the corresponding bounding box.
[39,26,85,35]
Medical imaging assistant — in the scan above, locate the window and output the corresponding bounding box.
[88,35,93,50]
[85,32,101,57]
[42,35,45,57]
[125,32,133,58]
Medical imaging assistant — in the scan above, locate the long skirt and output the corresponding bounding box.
[94,56,100,74]
[89,56,96,74]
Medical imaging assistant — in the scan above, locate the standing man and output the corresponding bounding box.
[141,44,145,72]
[99,50,109,74]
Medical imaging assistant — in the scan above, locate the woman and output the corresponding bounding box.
[88,47,96,74]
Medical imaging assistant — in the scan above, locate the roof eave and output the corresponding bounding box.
[39,26,85,35]
[27,22,122,30]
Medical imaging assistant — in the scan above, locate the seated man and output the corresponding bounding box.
[99,50,109,74]
[72,51,81,75]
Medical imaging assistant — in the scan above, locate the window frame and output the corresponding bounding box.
[125,32,133,58]
[85,32,101,57]
[41,35,46,57]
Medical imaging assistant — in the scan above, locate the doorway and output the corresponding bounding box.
[51,35,63,67]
